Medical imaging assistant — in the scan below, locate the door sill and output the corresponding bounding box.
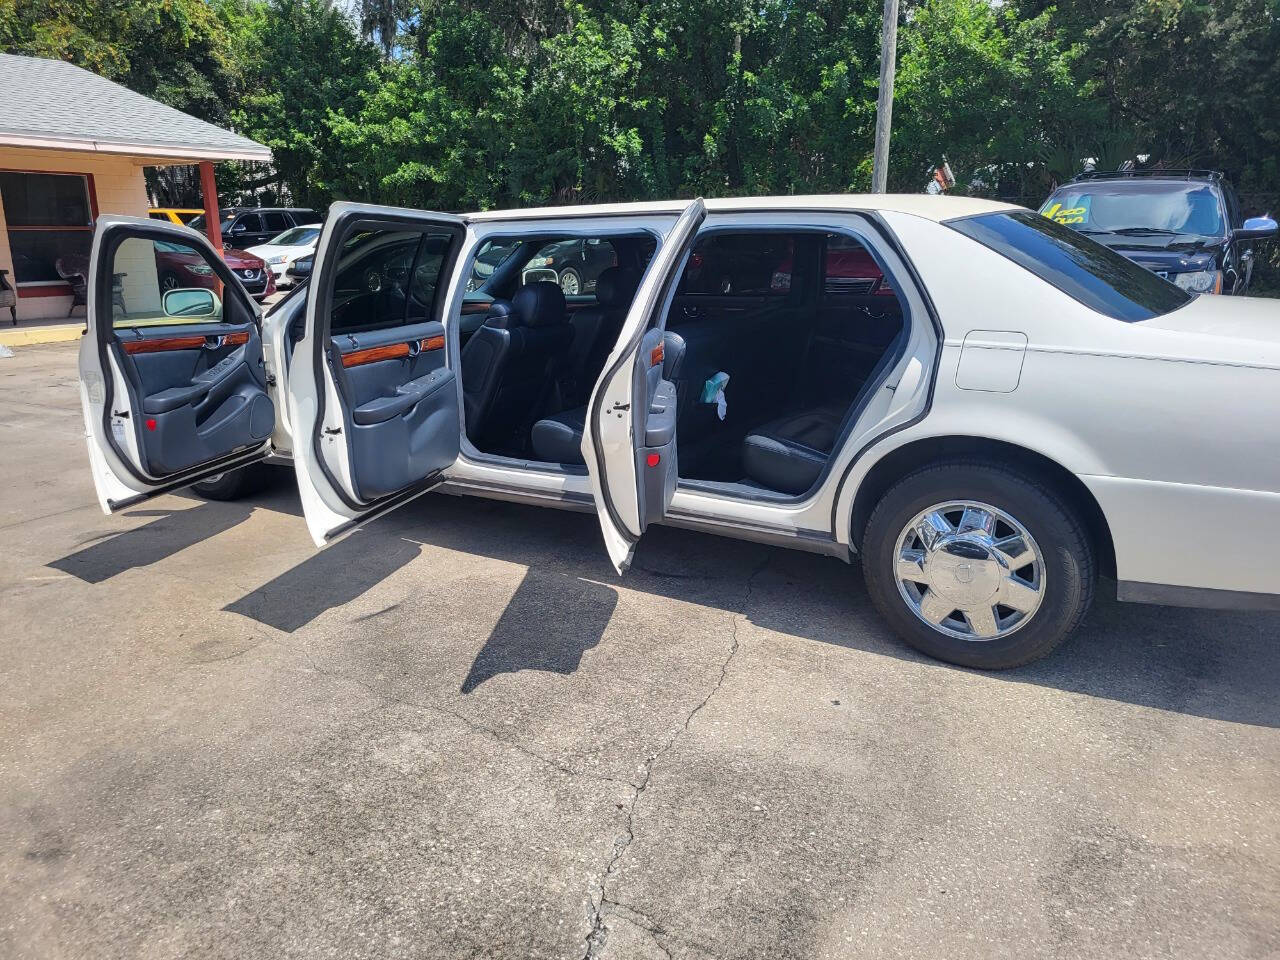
[660,508,848,559]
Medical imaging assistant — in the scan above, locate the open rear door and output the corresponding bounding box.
[78,216,275,513]
[581,198,706,572]
[288,203,467,546]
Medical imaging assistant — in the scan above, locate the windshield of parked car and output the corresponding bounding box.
[1040,181,1225,240]
[269,226,320,247]
[948,210,1192,322]
[188,209,237,233]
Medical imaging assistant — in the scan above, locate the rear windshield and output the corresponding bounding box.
[947,211,1191,322]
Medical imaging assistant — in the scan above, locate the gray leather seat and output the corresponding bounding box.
[530,406,587,464]
[531,331,686,465]
[461,281,574,451]
[741,327,905,495]
[740,403,847,495]
[564,266,640,405]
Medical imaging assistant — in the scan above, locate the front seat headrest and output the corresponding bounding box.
[594,266,641,309]
[511,281,566,328]
[482,300,513,329]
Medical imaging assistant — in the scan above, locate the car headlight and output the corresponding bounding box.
[267,254,287,265]
[188,263,213,275]
[1173,269,1221,294]
[527,256,553,267]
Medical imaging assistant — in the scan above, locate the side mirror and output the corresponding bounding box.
[163,288,221,318]
[1236,215,1278,242]
[231,222,248,234]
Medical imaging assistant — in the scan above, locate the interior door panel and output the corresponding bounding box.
[116,322,274,475]
[632,326,678,532]
[78,217,277,514]
[327,320,459,500]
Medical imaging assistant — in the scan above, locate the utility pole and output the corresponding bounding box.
[871,0,899,193]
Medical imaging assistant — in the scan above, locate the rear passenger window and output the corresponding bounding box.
[329,228,457,335]
[469,234,655,300]
[263,211,289,233]
[679,234,795,296]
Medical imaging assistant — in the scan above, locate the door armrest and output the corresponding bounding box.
[352,368,454,425]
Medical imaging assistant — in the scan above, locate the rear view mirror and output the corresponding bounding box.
[163,288,221,318]
[1236,215,1278,241]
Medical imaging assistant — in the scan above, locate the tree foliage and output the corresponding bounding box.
[3,0,1278,211]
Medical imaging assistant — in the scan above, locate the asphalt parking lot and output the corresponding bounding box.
[2,342,1278,960]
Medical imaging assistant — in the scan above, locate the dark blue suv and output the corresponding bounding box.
[1039,170,1277,295]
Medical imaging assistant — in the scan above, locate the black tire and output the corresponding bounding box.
[861,459,1095,669]
[190,464,268,502]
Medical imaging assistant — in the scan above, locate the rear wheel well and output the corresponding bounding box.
[850,436,1116,580]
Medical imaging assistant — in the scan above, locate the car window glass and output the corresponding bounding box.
[470,235,654,300]
[272,226,319,246]
[949,211,1192,322]
[236,213,263,234]
[822,232,894,297]
[679,233,795,296]
[329,228,455,334]
[263,211,290,232]
[110,236,249,328]
[519,238,617,297]
[1040,183,1224,238]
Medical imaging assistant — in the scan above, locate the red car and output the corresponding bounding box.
[154,240,276,301]
[770,241,896,297]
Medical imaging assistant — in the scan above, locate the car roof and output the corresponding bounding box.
[466,194,1019,224]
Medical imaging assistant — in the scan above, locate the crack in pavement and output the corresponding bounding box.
[582,554,772,960]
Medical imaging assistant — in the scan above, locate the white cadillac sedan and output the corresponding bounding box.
[77,196,1280,669]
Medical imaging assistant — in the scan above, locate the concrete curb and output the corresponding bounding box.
[0,324,84,347]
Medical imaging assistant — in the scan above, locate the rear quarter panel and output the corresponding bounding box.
[858,212,1280,595]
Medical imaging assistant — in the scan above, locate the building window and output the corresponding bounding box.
[0,172,94,285]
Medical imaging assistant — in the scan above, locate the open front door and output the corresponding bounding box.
[78,216,275,513]
[581,198,706,572]
[288,203,467,546]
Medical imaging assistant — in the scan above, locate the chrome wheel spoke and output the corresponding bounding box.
[963,604,999,638]
[913,511,952,550]
[957,506,995,537]
[918,590,954,625]
[897,548,929,584]
[998,576,1041,613]
[993,534,1034,570]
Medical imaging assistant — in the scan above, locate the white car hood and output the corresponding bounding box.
[1140,293,1280,366]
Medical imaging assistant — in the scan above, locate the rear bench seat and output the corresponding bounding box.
[740,404,847,495]
[738,326,905,496]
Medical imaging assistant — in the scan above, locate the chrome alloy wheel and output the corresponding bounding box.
[893,500,1045,641]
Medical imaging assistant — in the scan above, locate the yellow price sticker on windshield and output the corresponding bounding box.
[1041,201,1089,225]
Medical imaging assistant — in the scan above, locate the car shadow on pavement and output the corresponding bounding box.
[222,529,423,633]
[210,469,1280,728]
[47,501,255,584]
[460,569,618,693]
